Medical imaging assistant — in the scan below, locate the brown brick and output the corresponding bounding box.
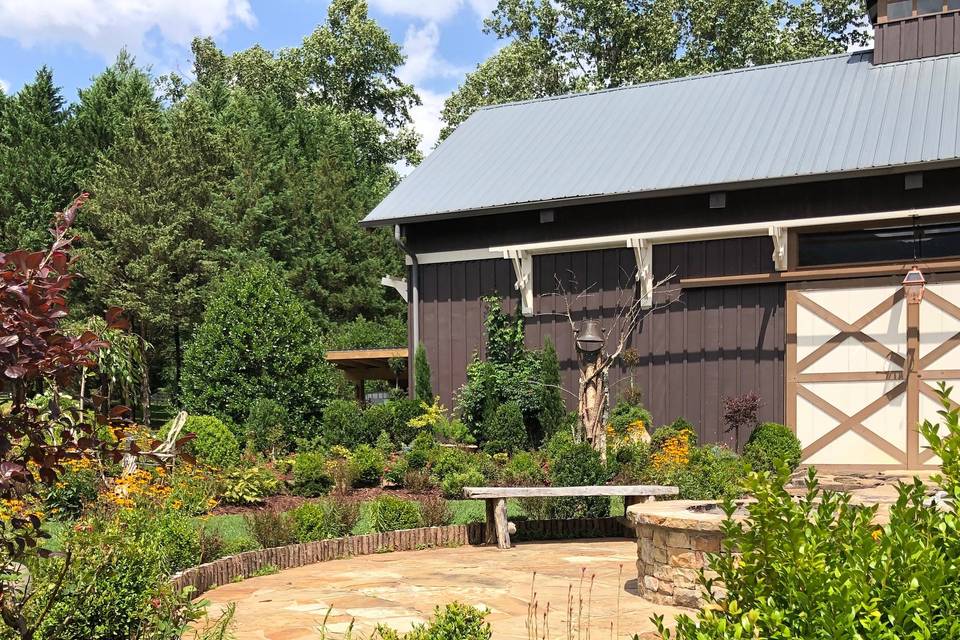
[674,587,701,608]
[691,535,721,553]
[667,531,690,549]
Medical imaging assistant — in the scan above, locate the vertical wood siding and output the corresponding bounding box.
[875,12,960,63]
[415,239,785,446]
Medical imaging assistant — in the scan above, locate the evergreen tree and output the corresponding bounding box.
[0,67,75,250]
[415,342,433,404]
[537,336,567,439]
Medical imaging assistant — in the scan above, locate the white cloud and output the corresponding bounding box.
[0,0,255,62]
[369,0,495,22]
[410,87,447,156]
[0,78,8,94]
[398,22,464,85]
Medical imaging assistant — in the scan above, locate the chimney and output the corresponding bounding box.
[869,0,960,63]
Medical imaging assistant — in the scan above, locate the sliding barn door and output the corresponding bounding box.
[787,275,960,470]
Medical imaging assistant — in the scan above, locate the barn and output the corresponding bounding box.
[362,0,960,470]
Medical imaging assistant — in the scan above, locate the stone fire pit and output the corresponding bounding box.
[626,500,746,608]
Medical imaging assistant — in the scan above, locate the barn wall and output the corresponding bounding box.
[414,240,785,447]
[874,12,960,64]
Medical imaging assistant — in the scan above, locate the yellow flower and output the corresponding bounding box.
[872,529,882,542]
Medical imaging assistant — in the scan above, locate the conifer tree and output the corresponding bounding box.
[415,343,434,405]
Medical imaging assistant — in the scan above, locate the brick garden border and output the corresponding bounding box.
[172,517,632,597]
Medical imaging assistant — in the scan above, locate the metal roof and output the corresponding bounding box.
[363,50,960,226]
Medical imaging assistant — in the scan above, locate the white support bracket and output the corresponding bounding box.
[380,275,408,302]
[504,249,534,316]
[768,226,789,271]
[627,237,653,309]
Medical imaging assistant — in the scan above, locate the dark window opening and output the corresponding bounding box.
[797,221,960,268]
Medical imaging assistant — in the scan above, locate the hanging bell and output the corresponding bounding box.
[576,320,605,352]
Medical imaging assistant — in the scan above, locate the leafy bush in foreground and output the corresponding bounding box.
[375,602,491,640]
[657,382,960,640]
[292,451,333,497]
[167,415,241,469]
[369,495,421,532]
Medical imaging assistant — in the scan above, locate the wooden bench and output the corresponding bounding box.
[462,485,680,549]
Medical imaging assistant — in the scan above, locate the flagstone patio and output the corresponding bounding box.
[199,539,685,639]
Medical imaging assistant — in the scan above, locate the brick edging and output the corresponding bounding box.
[172,517,632,597]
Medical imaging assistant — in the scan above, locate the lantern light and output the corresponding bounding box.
[902,266,926,304]
[575,320,605,352]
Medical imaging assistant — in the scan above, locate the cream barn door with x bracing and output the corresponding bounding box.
[787,275,960,470]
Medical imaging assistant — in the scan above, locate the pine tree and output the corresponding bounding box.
[538,336,567,439]
[414,342,433,404]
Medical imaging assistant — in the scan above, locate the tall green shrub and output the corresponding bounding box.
[545,431,609,518]
[481,401,527,454]
[415,342,433,404]
[181,262,341,440]
[742,422,802,473]
[163,414,240,468]
[537,337,567,440]
[322,398,372,446]
[244,397,290,455]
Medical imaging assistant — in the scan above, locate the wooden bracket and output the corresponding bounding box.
[380,275,408,302]
[504,249,534,316]
[769,226,789,271]
[628,237,653,309]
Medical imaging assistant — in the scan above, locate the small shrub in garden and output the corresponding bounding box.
[406,431,437,469]
[292,451,333,497]
[650,417,698,450]
[546,431,609,518]
[499,451,547,486]
[169,415,241,468]
[244,397,290,456]
[221,465,281,505]
[322,398,372,446]
[743,422,802,473]
[169,464,221,515]
[245,510,298,549]
[375,428,394,454]
[440,469,486,499]
[390,397,426,445]
[291,500,352,542]
[328,446,357,493]
[607,400,653,444]
[198,524,226,564]
[365,403,398,447]
[481,401,526,454]
[350,444,386,487]
[660,444,746,500]
[429,446,473,480]
[44,457,100,520]
[418,494,453,527]
[402,468,435,492]
[328,492,361,533]
[369,495,422,532]
[608,440,651,483]
[375,602,491,640]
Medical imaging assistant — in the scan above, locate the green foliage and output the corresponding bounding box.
[417,495,453,527]
[181,262,341,438]
[350,444,386,487]
[244,398,290,456]
[481,401,527,454]
[244,510,298,549]
[169,415,241,468]
[221,466,281,505]
[406,431,438,470]
[661,382,960,640]
[388,397,426,445]
[292,452,333,497]
[328,315,407,350]
[44,463,99,520]
[290,500,353,542]
[499,451,547,486]
[441,0,870,135]
[607,401,653,439]
[323,399,373,447]
[375,430,394,454]
[457,299,552,446]
[537,337,567,439]
[545,431,609,518]
[440,469,486,499]
[608,440,651,484]
[376,602,491,640]
[414,343,434,404]
[369,495,422,532]
[742,422,802,473]
[656,445,747,500]
[651,418,698,450]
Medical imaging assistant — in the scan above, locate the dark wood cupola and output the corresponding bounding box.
[869,0,960,62]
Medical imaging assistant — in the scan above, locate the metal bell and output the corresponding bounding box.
[576,320,605,352]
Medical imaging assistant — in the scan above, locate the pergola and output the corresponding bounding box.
[325,348,408,406]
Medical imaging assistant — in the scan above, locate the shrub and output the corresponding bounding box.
[168,415,241,468]
[406,431,437,469]
[440,469,486,499]
[722,390,763,448]
[328,492,361,533]
[429,446,474,481]
[292,451,333,497]
[181,261,341,439]
[350,444,386,487]
[244,397,290,455]
[536,337,567,441]
[390,397,426,445]
[365,403,397,446]
[245,509,297,549]
[743,422,802,473]
[499,451,547,486]
[45,458,99,520]
[323,398,371,447]
[369,495,422,532]
[481,401,526,454]
[607,400,653,443]
[375,429,394,453]
[415,342,434,404]
[290,500,353,542]
[418,494,453,527]
[375,602,491,640]
[221,465,281,505]
[658,444,747,500]
[608,440,651,484]
[402,468,434,493]
[546,431,609,518]
[651,417,698,450]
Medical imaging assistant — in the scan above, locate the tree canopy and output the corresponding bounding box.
[440,0,871,138]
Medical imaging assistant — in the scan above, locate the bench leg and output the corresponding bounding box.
[493,497,511,549]
[485,499,497,545]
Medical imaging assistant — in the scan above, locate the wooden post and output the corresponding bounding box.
[906,299,920,468]
[485,499,497,545]
[493,498,511,549]
[355,379,366,408]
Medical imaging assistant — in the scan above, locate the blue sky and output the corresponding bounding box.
[0,0,502,155]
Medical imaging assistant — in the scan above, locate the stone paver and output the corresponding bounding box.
[199,539,685,639]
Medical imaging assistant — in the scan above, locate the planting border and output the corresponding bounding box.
[172,517,632,596]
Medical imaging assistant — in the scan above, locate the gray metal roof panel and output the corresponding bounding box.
[364,50,960,226]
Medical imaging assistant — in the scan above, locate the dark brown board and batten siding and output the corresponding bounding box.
[874,13,960,63]
[412,239,784,448]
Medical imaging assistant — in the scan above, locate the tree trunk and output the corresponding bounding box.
[577,350,608,459]
[173,321,182,402]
